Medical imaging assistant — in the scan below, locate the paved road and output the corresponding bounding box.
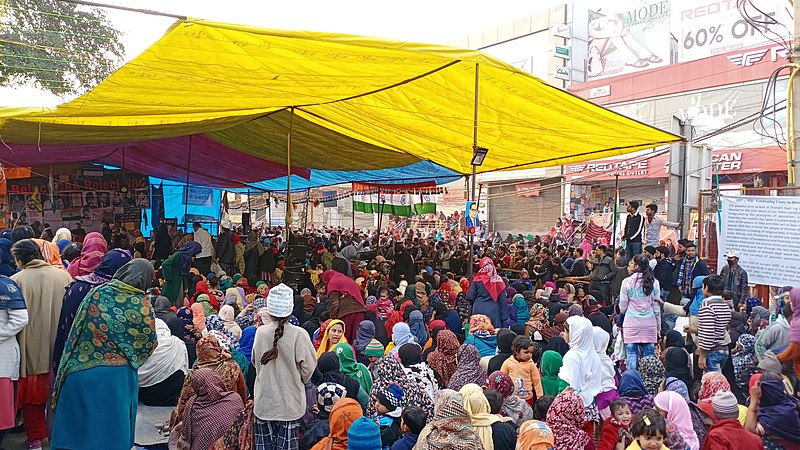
[0,432,49,450]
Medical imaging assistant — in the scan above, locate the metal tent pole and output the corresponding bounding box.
[184,135,192,232]
[468,63,479,281]
[285,108,294,243]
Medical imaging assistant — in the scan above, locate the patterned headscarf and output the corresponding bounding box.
[664,377,690,402]
[525,303,549,335]
[426,329,460,388]
[698,372,730,403]
[53,259,156,409]
[414,390,483,450]
[547,390,591,450]
[639,356,665,396]
[487,370,533,428]
[517,420,555,450]
[447,344,486,392]
[473,257,505,301]
[368,355,433,419]
[468,314,495,335]
[66,232,108,278]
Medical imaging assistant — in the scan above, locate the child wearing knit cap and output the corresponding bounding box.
[373,383,404,449]
[347,416,382,450]
[365,338,385,364]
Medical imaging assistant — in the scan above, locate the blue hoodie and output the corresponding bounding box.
[688,275,707,316]
[390,433,419,450]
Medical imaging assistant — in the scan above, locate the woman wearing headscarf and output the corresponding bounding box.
[466,258,509,329]
[516,419,555,450]
[353,320,376,366]
[310,398,363,450]
[639,355,665,396]
[540,350,570,397]
[52,227,72,244]
[618,370,655,414]
[322,269,366,343]
[162,240,202,307]
[447,344,486,392]
[732,331,757,394]
[171,334,246,428]
[546,390,593,450]
[53,249,132,367]
[414,389,485,450]
[51,259,157,450]
[431,301,463,337]
[0,274,28,443]
[138,318,189,407]
[387,322,418,355]
[593,327,619,415]
[460,384,509,450]
[426,329,460,388]
[10,239,73,447]
[654,391,700,450]
[525,303,549,338]
[243,231,265,286]
[697,372,738,421]
[153,223,172,262]
[486,370,533,427]
[197,293,216,316]
[154,295,186,338]
[398,343,438,401]
[176,367,245,450]
[218,304,242,341]
[464,314,498,358]
[540,311,568,343]
[559,316,602,418]
[0,238,16,276]
[408,310,429,347]
[333,342,372,397]
[368,355,433,419]
[512,293,531,326]
[314,351,367,409]
[316,318,348,358]
[663,347,694,395]
[32,238,65,268]
[66,231,107,278]
[745,371,800,448]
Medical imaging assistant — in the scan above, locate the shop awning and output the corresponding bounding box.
[0,19,682,184]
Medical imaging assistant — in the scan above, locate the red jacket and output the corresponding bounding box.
[702,418,762,450]
[598,418,631,450]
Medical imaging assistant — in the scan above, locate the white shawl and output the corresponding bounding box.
[559,316,603,406]
[137,319,188,387]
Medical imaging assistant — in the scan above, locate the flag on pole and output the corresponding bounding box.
[353,192,437,217]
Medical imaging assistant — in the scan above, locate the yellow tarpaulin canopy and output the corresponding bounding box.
[0,19,681,174]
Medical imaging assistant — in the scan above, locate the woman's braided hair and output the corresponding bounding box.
[260,317,289,364]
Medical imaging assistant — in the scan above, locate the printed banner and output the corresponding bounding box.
[185,187,214,206]
[588,1,671,80]
[352,192,437,217]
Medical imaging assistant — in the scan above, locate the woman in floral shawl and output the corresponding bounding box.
[639,355,665,396]
[414,389,485,450]
[367,355,433,419]
[525,303,549,337]
[486,370,533,427]
[426,329,460,388]
[447,344,486,392]
[170,334,247,427]
[51,259,157,450]
[546,390,592,450]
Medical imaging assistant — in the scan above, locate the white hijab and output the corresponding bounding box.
[592,327,616,392]
[52,227,72,243]
[559,316,602,406]
[137,319,188,388]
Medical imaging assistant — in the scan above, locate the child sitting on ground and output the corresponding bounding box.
[599,399,633,450]
[627,409,669,450]
[373,383,404,449]
[501,336,544,406]
[389,405,427,450]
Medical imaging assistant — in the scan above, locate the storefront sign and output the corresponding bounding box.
[515,183,541,197]
[554,66,571,80]
[552,23,571,39]
[566,147,787,182]
[679,0,792,62]
[589,85,611,98]
[587,1,671,80]
[554,45,571,59]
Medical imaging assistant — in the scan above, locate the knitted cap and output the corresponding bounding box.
[347,417,382,450]
[267,283,294,318]
[300,288,312,296]
[711,390,739,417]
[365,339,385,358]
[374,383,404,411]
[317,382,347,413]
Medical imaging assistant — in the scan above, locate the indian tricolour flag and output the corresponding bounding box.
[353,192,437,217]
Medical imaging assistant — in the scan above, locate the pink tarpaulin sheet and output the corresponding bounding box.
[0,134,308,188]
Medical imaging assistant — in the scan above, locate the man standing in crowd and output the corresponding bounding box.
[216,226,235,276]
[193,222,214,275]
[570,247,589,277]
[622,201,644,260]
[696,275,732,373]
[643,203,680,247]
[653,246,674,300]
[673,242,709,301]
[718,250,748,309]
[70,222,86,244]
[589,245,615,302]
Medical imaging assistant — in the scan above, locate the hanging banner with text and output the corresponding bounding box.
[718,195,800,286]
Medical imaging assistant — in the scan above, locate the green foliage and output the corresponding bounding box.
[0,0,125,95]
